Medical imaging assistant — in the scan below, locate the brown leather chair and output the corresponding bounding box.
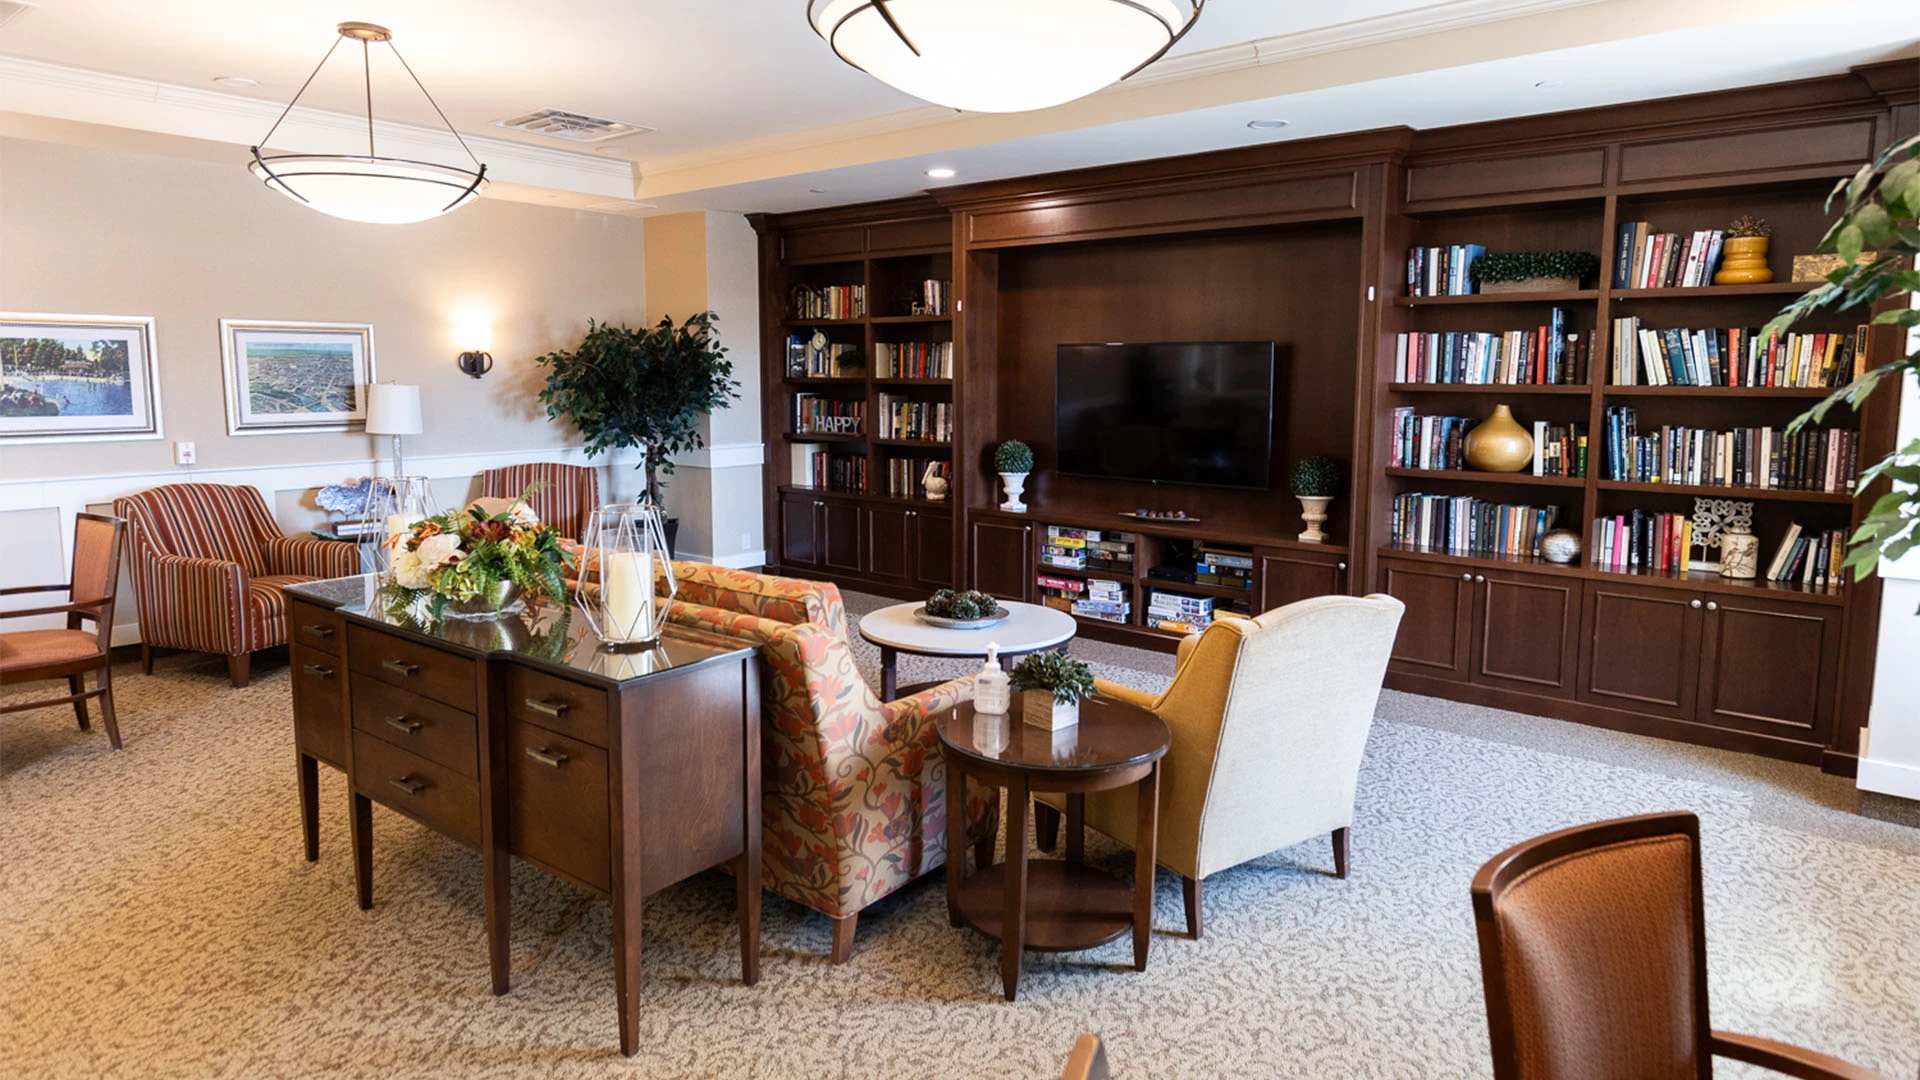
[1471,811,1892,1080]
[0,513,128,749]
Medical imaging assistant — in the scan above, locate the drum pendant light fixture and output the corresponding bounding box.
[808,0,1204,114]
[248,22,487,225]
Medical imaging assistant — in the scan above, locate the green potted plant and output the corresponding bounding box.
[994,439,1034,513]
[1469,250,1600,293]
[535,313,737,553]
[1289,456,1343,543]
[1010,649,1096,730]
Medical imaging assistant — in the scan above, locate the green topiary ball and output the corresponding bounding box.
[1290,456,1343,498]
[994,440,1034,474]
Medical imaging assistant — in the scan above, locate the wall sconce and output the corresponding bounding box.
[454,318,493,379]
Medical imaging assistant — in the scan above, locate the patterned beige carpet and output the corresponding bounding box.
[3,590,1916,1079]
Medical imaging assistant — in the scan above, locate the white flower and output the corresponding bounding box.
[390,547,432,590]
[507,500,540,527]
[416,532,464,569]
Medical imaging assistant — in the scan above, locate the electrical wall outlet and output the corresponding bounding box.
[173,441,196,465]
[740,532,751,549]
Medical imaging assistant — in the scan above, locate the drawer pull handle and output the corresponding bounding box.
[382,659,420,677]
[525,747,569,768]
[304,624,336,638]
[524,698,569,718]
[384,716,423,735]
[302,663,335,679]
[388,776,426,797]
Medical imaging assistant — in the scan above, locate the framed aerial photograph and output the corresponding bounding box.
[220,319,374,435]
[0,313,163,444]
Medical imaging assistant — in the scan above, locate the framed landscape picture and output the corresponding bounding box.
[220,319,374,435]
[0,313,163,444]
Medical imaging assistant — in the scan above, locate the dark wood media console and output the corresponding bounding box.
[752,62,1917,775]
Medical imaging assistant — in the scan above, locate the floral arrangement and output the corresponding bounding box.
[387,492,574,618]
[316,476,375,519]
[1010,650,1096,705]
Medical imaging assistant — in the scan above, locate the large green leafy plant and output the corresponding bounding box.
[536,313,737,506]
[1765,133,1920,591]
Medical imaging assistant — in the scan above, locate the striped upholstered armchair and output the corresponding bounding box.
[113,483,358,688]
[480,462,599,543]
[658,562,998,964]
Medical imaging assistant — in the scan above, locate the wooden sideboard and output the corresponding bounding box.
[286,576,761,1057]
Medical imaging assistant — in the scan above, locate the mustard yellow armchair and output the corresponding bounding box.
[1039,594,1404,937]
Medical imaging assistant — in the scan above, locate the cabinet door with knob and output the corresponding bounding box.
[778,491,821,570]
[970,518,1034,602]
[1377,556,1473,682]
[1695,594,1839,743]
[911,508,954,591]
[821,499,862,574]
[1256,548,1347,612]
[864,504,913,584]
[1578,581,1703,721]
[1471,567,1580,699]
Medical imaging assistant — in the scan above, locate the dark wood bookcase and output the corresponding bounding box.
[753,62,1917,774]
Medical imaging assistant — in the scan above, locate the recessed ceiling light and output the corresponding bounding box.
[1246,119,1289,130]
[212,75,259,88]
[925,167,956,179]
[1534,79,1563,89]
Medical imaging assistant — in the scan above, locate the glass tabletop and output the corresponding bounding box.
[937,697,1169,771]
[284,575,751,685]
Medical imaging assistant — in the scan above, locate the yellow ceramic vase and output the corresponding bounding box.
[1465,404,1534,473]
[1712,236,1773,284]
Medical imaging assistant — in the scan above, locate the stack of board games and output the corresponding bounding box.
[1072,578,1131,624]
[1147,589,1214,634]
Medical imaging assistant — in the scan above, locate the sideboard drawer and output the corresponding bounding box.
[348,625,477,711]
[506,666,609,749]
[353,730,480,848]
[352,676,478,779]
[290,642,346,767]
[507,719,611,893]
[290,602,345,656]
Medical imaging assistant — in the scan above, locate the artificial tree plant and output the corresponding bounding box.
[535,313,737,508]
[1764,132,1920,599]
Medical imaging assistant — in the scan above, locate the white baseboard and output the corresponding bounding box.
[675,549,767,570]
[1858,756,1920,801]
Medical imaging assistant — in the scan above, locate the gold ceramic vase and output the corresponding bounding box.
[1464,404,1534,473]
[1713,236,1772,284]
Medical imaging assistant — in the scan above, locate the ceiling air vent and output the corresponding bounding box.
[493,108,653,144]
[0,2,40,30]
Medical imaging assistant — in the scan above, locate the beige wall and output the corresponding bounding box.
[0,135,647,479]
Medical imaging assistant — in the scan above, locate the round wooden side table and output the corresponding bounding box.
[938,697,1170,1001]
[858,600,1075,701]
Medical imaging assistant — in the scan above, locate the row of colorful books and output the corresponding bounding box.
[1392,323,1589,385]
[1613,223,1723,289]
[1390,493,1561,557]
[785,335,862,378]
[1602,407,1858,492]
[1609,317,1861,388]
[795,449,866,493]
[875,394,952,442]
[792,394,864,436]
[1768,523,1847,587]
[1389,409,1586,478]
[1405,244,1486,296]
[913,278,952,317]
[1195,543,1252,590]
[793,283,865,320]
[875,341,953,379]
[1591,511,1696,573]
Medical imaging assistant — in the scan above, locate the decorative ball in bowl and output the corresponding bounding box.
[915,588,1010,629]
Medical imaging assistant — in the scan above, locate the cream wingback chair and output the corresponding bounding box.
[1038,593,1404,938]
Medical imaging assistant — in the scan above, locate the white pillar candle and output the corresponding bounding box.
[386,513,415,538]
[602,550,654,642]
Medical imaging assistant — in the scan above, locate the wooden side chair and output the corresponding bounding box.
[1472,811,1892,1080]
[0,513,128,749]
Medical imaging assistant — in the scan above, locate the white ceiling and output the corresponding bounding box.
[0,0,1915,216]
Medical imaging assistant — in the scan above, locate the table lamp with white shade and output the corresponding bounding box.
[365,383,423,476]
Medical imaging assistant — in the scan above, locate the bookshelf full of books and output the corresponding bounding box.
[876,394,952,443]
[1390,409,1586,478]
[1393,308,1589,384]
[875,341,953,379]
[794,448,869,494]
[792,283,865,320]
[1602,406,1858,493]
[792,394,866,437]
[1608,317,1864,387]
[1612,223,1725,290]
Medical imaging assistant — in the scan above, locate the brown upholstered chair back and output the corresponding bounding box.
[1471,812,1711,1080]
[114,483,277,574]
[70,513,124,609]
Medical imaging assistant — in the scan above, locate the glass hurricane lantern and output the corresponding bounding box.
[366,475,437,575]
[576,503,676,651]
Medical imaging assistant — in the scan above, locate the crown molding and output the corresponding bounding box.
[0,53,635,199]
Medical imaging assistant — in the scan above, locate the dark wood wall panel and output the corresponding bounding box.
[1617,117,1878,185]
[869,217,952,254]
[966,171,1359,247]
[1405,148,1606,206]
[991,222,1363,538]
[783,226,865,262]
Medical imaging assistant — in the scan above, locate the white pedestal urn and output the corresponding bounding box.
[1297,495,1332,543]
[1000,472,1029,513]
[1022,689,1079,731]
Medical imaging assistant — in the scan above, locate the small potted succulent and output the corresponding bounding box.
[1010,649,1096,731]
[1713,215,1773,284]
[994,439,1034,513]
[1290,456,1343,543]
[1469,250,1600,293]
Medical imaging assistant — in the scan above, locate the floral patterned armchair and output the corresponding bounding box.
[661,562,996,963]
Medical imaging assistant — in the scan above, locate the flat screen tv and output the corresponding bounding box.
[1055,341,1276,491]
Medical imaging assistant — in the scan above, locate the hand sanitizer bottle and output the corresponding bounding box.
[974,643,1011,715]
